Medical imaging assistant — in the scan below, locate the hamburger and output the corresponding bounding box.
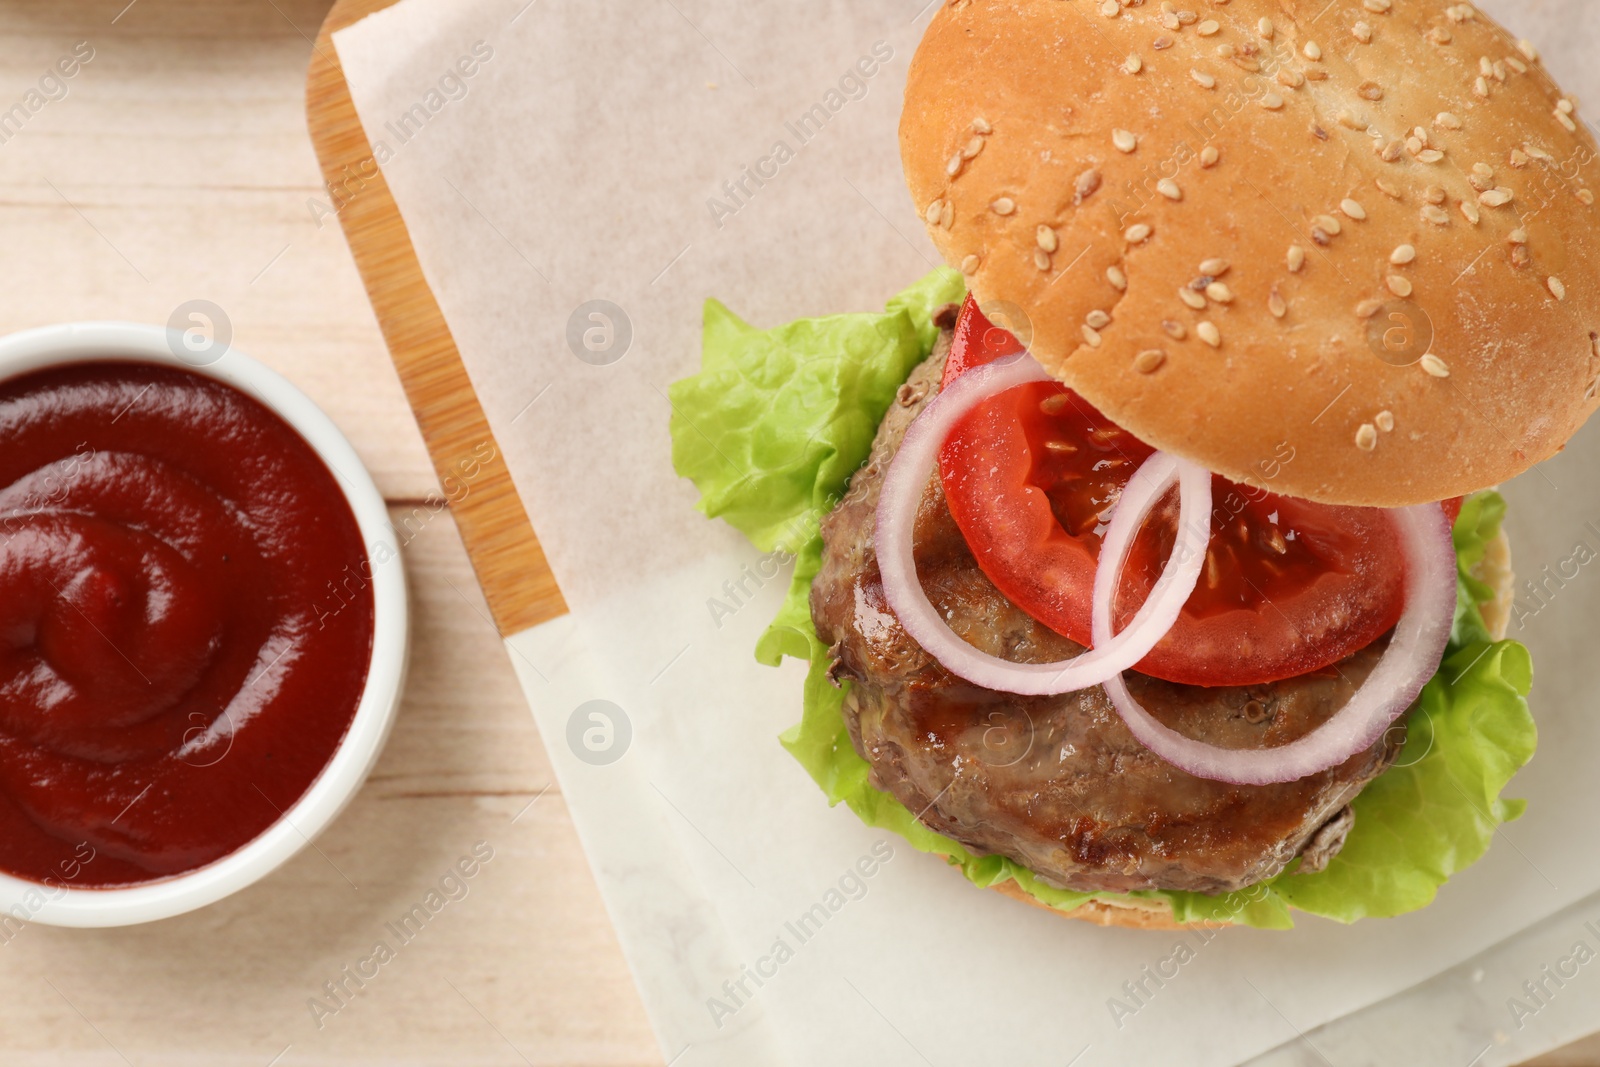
[670,0,1598,930]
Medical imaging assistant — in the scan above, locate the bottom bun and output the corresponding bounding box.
[989,528,1515,930]
[990,879,1215,931]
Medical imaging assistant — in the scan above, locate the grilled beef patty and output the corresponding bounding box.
[810,330,1399,895]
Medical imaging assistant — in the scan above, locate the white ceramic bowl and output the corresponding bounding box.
[0,322,408,926]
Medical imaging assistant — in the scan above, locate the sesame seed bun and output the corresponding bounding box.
[902,0,1600,507]
[992,524,1514,930]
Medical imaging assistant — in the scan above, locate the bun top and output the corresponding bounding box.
[902,0,1600,506]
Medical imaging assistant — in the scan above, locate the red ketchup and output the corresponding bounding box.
[0,362,374,886]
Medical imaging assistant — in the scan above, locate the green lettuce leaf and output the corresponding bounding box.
[669,271,1537,929]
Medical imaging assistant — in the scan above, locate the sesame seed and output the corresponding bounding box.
[1197,321,1221,347]
[1134,350,1166,374]
[1037,225,1059,253]
[1506,56,1528,75]
[1418,149,1445,163]
[1376,410,1395,433]
[1099,0,1119,16]
[1425,185,1447,205]
[1479,188,1514,207]
[1162,320,1188,340]
[1341,198,1367,220]
[940,201,954,229]
[1359,81,1384,101]
[1381,140,1403,163]
[1473,162,1494,179]
[1107,265,1128,291]
[1260,93,1286,111]
[1549,276,1568,301]
[1406,136,1424,156]
[962,136,985,160]
[1277,68,1305,89]
[1179,287,1208,309]
[1356,299,1385,319]
[1479,56,1494,78]
[1387,275,1414,297]
[1558,98,1575,114]
[1082,324,1102,347]
[1205,282,1235,304]
[1288,245,1306,272]
[960,253,981,275]
[1475,76,1490,99]
[1192,68,1217,89]
[1353,21,1373,44]
[1421,354,1451,378]
[1154,36,1174,51]
[1375,178,1401,199]
[1035,248,1053,272]
[991,197,1016,216]
[1113,128,1138,154]
[1199,258,1230,276]
[1198,19,1220,36]
[1526,144,1554,162]
[1580,190,1596,205]
[1259,17,1274,38]
[1557,111,1578,133]
[1510,149,1530,168]
[1175,9,1197,25]
[1040,394,1070,416]
[1304,41,1323,60]
[1364,0,1391,11]
[924,199,945,225]
[1428,26,1453,45]
[1338,110,1363,130]
[1075,169,1102,202]
[1312,214,1342,237]
[1461,201,1481,225]
[947,153,964,178]
[1124,53,1144,74]
[1423,204,1451,225]
[1200,146,1220,168]
[1355,424,1378,451]
[1269,287,1288,318]
[1512,244,1532,267]
[1125,223,1152,243]
[1437,112,1463,130]
[1086,310,1112,330]
[1518,39,1539,62]
[1508,228,1528,244]
[1387,244,1415,266]
[1158,178,1182,201]
[971,117,992,135]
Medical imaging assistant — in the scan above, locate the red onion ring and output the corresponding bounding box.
[875,354,1212,696]
[1094,502,1458,785]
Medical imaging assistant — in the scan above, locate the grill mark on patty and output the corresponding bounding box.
[810,329,1398,895]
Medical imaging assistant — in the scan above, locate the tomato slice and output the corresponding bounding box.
[935,296,1452,687]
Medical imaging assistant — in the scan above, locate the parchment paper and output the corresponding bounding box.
[331,3,1600,1064]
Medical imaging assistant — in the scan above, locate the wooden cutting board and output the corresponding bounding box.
[306,0,566,637]
[303,6,1598,1063]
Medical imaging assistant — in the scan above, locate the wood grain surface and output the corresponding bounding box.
[306,0,566,637]
[0,2,656,1063]
[0,0,1588,1063]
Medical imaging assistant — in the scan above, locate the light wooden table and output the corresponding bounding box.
[0,2,656,1063]
[0,2,1591,1064]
